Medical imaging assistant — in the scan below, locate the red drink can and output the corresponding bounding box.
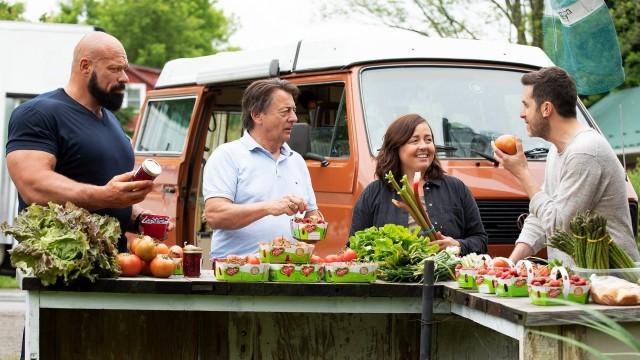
[132,159,162,181]
[183,244,203,277]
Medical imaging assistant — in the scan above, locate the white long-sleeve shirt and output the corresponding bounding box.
[517,128,640,266]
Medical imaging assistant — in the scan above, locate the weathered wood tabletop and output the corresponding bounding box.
[19,271,640,360]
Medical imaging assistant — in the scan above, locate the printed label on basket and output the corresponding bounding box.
[281,265,295,277]
[301,265,314,277]
[226,266,239,276]
[336,267,349,277]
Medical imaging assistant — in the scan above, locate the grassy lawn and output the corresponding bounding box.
[0,275,18,289]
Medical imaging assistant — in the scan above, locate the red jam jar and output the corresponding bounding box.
[132,159,162,181]
[183,244,203,278]
[140,214,170,240]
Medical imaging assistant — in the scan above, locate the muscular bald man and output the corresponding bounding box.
[6,31,153,252]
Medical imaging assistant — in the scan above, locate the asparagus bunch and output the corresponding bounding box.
[547,230,575,258]
[548,211,638,282]
[570,212,588,268]
[584,214,609,269]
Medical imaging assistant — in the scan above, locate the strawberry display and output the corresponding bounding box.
[259,236,314,264]
[214,254,269,282]
[290,215,328,241]
[495,267,530,297]
[529,266,591,306]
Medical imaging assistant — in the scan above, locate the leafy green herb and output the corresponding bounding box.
[1,202,121,286]
[348,224,457,282]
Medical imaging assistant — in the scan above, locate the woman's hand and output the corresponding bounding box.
[430,231,459,250]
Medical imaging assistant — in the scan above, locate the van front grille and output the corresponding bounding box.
[476,200,529,244]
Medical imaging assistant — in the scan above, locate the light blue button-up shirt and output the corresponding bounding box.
[203,133,317,259]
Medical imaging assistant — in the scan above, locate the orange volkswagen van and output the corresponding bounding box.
[131,29,637,258]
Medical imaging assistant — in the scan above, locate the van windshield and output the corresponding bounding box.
[360,66,589,158]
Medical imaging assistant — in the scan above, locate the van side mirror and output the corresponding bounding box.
[289,123,330,167]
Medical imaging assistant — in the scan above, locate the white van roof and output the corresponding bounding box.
[155,27,553,89]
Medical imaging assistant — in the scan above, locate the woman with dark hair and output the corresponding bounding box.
[349,114,487,255]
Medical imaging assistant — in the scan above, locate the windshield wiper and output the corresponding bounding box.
[469,149,499,166]
[524,147,549,158]
[436,145,499,166]
[436,145,458,152]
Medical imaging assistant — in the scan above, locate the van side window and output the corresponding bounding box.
[135,97,196,153]
[297,84,349,158]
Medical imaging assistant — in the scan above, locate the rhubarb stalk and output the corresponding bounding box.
[385,171,436,241]
[412,172,436,240]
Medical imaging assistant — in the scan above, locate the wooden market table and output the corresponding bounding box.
[19,271,640,360]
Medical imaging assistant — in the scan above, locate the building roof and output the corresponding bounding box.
[589,86,640,155]
[126,64,160,88]
[156,26,553,88]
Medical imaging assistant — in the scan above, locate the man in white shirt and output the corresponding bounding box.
[493,67,640,265]
[202,79,319,259]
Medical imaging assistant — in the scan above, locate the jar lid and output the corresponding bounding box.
[141,159,162,177]
[183,244,203,254]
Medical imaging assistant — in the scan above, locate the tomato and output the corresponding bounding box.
[492,258,509,268]
[536,265,550,277]
[155,243,169,255]
[169,245,183,259]
[117,253,143,277]
[340,249,357,262]
[129,236,143,253]
[325,254,339,263]
[246,255,260,264]
[495,134,517,155]
[141,260,153,276]
[134,237,157,262]
[150,254,176,278]
[549,280,562,287]
[310,255,324,264]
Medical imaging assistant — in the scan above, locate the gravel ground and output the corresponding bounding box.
[0,289,24,360]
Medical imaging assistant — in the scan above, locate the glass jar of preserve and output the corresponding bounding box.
[183,244,203,278]
[132,159,162,181]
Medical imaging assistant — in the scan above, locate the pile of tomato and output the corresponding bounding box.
[310,249,357,264]
[117,235,183,278]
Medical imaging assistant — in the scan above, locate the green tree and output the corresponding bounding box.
[323,0,544,47]
[606,0,640,88]
[44,0,236,69]
[0,0,25,20]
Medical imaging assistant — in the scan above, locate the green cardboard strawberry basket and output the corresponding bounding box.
[214,261,269,282]
[324,262,378,283]
[269,263,324,282]
[495,259,534,297]
[529,266,590,306]
[259,242,314,264]
[290,219,328,241]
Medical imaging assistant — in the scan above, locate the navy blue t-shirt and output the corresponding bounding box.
[6,88,134,250]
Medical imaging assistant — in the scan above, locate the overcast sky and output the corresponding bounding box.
[15,0,510,50]
[16,0,382,50]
